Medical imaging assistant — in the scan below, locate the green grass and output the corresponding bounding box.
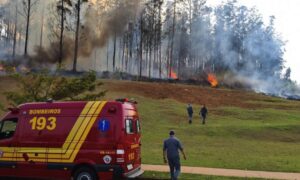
[139,171,268,180]
[145,99,298,172]
[104,92,300,173]
[1,78,300,176]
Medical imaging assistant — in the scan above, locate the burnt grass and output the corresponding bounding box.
[2,74,299,117]
[103,79,300,110]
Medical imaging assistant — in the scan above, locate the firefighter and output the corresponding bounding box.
[200,104,208,124]
[186,104,193,124]
[163,130,186,180]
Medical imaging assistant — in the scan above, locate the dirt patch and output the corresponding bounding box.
[103,80,300,110]
[1,76,299,111]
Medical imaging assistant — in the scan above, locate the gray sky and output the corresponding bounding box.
[207,0,300,83]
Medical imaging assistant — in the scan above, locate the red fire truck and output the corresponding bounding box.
[0,99,143,180]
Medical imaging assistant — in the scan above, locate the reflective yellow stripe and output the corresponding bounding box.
[0,101,107,163]
[62,101,95,150]
[61,101,106,163]
[131,144,140,149]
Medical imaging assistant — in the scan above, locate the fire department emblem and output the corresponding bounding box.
[103,155,112,164]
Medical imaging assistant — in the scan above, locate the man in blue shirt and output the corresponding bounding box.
[163,130,186,180]
[200,104,208,125]
[187,104,193,124]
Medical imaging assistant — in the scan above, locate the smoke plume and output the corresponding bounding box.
[0,0,142,65]
[83,0,141,49]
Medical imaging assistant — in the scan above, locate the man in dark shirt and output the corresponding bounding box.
[200,104,208,124]
[163,130,186,180]
[187,104,193,124]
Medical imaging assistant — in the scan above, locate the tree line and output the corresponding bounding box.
[0,0,291,81]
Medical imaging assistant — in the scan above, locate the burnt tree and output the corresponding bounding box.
[21,0,39,57]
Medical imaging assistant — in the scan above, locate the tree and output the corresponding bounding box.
[5,71,106,106]
[12,3,18,58]
[189,0,209,72]
[20,0,39,57]
[177,13,189,77]
[71,0,88,72]
[0,0,288,86]
[0,0,20,58]
[157,0,163,78]
[56,0,72,67]
[46,0,73,67]
[142,0,157,78]
[169,0,177,78]
[213,0,285,79]
[284,67,291,81]
[0,102,4,112]
[138,10,144,78]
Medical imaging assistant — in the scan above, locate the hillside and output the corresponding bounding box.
[1,77,300,173]
[103,80,300,110]
[104,80,300,173]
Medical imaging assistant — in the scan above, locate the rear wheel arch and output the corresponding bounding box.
[72,164,98,180]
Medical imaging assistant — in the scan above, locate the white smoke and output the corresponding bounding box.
[210,1,300,98]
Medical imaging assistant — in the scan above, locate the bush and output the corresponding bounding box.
[0,102,4,111]
[4,71,106,106]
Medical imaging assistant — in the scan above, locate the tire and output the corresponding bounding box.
[73,167,98,180]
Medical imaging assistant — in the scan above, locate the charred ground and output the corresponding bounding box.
[103,80,300,110]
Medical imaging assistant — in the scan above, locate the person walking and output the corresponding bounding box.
[200,104,208,124]
[163,130,186,180]
[186,104,193,124]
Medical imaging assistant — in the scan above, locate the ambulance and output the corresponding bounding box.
[0,99,143,180]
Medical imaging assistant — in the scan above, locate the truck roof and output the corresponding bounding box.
[17,100,136,110]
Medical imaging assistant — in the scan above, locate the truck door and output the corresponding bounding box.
[15,115,48,178]
[124,117,141,171]
[135,119,141,165]
[0,117,18,175]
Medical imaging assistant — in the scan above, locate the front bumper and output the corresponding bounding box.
[124,166,144,178]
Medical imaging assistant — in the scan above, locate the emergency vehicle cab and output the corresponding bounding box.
[0,99,143,180]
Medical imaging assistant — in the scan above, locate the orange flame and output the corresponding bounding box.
[170,69,178,79]
[0,64,3,71]
[207,73,218,87]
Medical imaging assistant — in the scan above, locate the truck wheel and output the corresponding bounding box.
[73,167,98,180]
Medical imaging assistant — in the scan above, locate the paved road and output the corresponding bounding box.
[142,164,300,180]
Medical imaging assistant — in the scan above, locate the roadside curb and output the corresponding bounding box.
[142,164,300,180]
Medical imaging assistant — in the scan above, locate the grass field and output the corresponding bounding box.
[1,76,300,176]
[105,80,300,173]
[134,97,300,172]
